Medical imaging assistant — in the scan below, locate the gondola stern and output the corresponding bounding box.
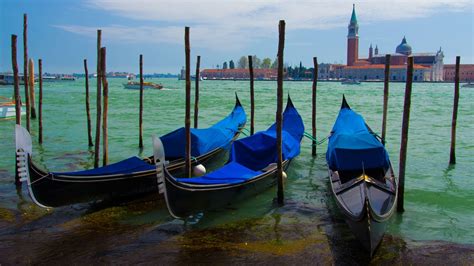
[152,135,182,219]
[15,125,33,184]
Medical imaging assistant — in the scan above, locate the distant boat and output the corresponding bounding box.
[42,75,60,82]
[123,81,163,90]
[341,79,361,85]
[60,75,76,81]
[462,82,474,88]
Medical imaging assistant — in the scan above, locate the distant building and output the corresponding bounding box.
[342,64,430,82]
[340,5,444,81]
[318,63,332,80]
[443,64,474,82]
[200,69,281,80]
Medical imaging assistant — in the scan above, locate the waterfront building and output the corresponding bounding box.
[340,5,444,81]
[443,64,474,82]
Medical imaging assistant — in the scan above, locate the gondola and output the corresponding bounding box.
[326,95,398,256]
[152,96,304,219]
[15,96,246,208]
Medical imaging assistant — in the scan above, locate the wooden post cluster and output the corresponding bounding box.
[194,55,201,128]
[23,14,30,132]
[397,56,414,213]
[381,54,391,145]
[184,27,192,178]
[12,35,21,186]
[449,56,460,164]
[94,29,102,168]
[311,57,318,156]
[101,47,109,166]
[276,20,285,205]
[38,59,43,144]
[84,59,93,147]
[139,54,144,149]
[28,58,36,119]
[248,55,255,135]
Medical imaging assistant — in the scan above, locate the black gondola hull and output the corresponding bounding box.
[329,167,397,256]
[163,161,290,218]
[345,207,388,255]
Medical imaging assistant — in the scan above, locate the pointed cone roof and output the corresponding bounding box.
[350,4,358,24]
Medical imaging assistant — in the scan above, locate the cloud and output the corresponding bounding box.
[56,0,472,51]
[55,24,251,51]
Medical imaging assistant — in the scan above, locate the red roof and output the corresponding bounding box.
[343,64,428,70]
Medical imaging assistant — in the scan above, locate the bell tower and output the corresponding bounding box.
[347,4,359,66]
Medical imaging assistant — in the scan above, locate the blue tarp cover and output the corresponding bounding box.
[160,104,246,158]
[54,156,154,176]
[177,99,304,185]
[326,107,390,171]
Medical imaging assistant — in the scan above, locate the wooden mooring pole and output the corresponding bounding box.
[248,55,255,135]
[28,58,36,119]
[381,54,391,145]
[23,14,30,132]
[194,55,200,128]
[449,56,460,164]
[139,54,144,149]
[12,36,21,126]
[311,57,318,156]
[38,59,43,144]
[94,29,102,168]
[101,47,109,166]
[184,27,192,178]
[397,56,414,213]
[276,20,285,205]
[12,35,21,186]
[84,59,93,147]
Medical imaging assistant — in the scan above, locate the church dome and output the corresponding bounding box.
[396,36,412,55]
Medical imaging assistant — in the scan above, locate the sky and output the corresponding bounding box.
[1,0,473,74]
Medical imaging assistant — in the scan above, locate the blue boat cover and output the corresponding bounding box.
[177,99,304,184]
[54,156,154,176]
[54,102,246,177]
[326,106,390,171]
[160,103,246,158]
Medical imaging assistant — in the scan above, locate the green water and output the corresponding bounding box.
[0,78,473,262]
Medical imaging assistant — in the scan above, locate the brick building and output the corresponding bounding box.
[443,64,474,82]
